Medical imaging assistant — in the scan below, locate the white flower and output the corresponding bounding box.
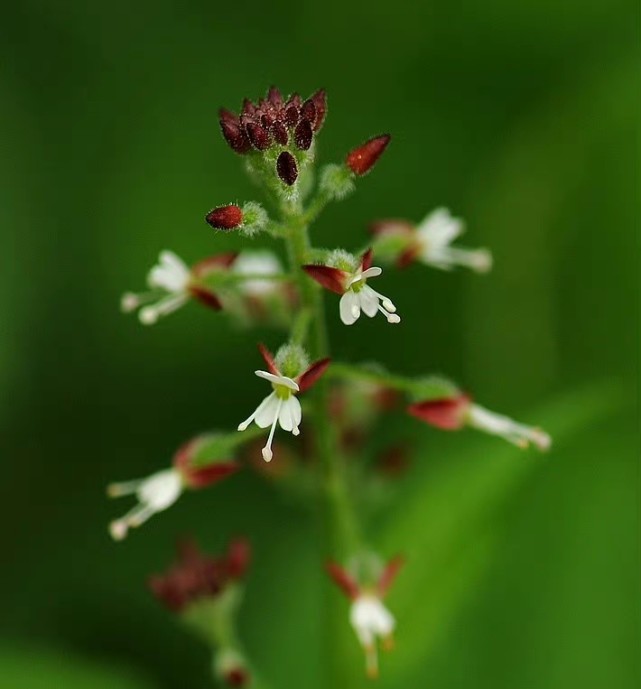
[350,594,396,679]
[416,208,492,273]
[237,371,302,462]
[233,251,282,297]
[468,404,552,451]
[339,266,401,326]
[121,251,192,325]
[107,468,184,540]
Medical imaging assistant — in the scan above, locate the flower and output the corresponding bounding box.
[408,393,551,450]
[148,537,251,613]
[237,343,330,462]
[372,207,492,272]
[233,251,283,298]
[326,555,404,679]
[303,249,400,325]
[121,250,237,325]
[346,134,391,176]
[107,435,239,540]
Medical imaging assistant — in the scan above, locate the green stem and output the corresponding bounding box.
[282,207,361,684]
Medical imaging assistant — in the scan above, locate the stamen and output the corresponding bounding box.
[377,304,401,324]
[139,294,187,325]
[238,411,257,432]
[365,644,379,679]
[128,504,155,528]
[109,520,128,541]
[107,480,142,497]
[262,398,283,462]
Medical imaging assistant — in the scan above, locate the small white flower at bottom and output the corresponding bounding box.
[121,251,191,325]
[107,468,183,540]
[468,404,551,451]
[237,371,302,462]
[339,267,400,326]
[350,594,396,679]
[416,208,492,273]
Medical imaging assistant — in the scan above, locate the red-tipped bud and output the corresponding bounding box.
[310,89,327,131]
[346,134,391,176]
[294,119,313,150]
[298,357,331,393]
[302,264,348,294]
[285,104,299,127]
[205,204,244,230]
[245,121,272,150]
[219,108,238,124]
[276,151,298,186]
[220,118,252,154]
[242,98,257,115]
[407,394,471,430]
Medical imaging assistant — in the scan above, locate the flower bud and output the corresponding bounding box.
[205,204,244,230]
[271,120,289,145]
[276,151,298,186]
[245,121,271,150]
[310,88,327,131]
[294,119,313,150]
[220,118,252,154]
[346,134,391,176]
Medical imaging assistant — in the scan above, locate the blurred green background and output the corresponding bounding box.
[2,0,638,687]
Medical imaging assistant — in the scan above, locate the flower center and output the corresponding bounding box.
[274,384,293,400]
[351,278,366,293]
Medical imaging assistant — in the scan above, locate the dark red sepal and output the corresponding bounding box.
[326,561,360,600]
[294,119,313,150]
[346,134,391,176]
[302,264,348,294]
[361,248,374,271]
[257,342,279,375]
[189,286,223,311]
[377,556,405,597]
[220,118,252,154]
[310,89,327,131]
[297,357,331,393]
[407,394,471,430]
[276,151,298,186]
[397,245,421,268]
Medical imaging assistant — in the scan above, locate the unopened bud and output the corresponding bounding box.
[272,121,289,145]
[346,134,391,176]
[276,151,298,186]
[245,121,272,150]
[300,98,316,125]
[220,118,252,154]
[310,89,327,131]
[294,119,313,150]
[205,204,243,230]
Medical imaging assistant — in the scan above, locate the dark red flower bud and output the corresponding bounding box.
[285,104,299,127]
[276,151,298,185]
[310,89,327,131]
[267,85,283,108]
[272,121,289,145]
[219,108,238,124]
[300,98,316,125]
[260,113,274,129]
[287,92,302,109]
[205,204,244,230]
[242,98,257,116]
[294,119,313,150]
[346,134,391,176]
[220,118,252,154]
[245,121,272,150]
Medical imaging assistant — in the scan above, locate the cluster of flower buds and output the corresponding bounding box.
[219,87,327,186]
[327,553,404,679]
[121,250,238,324]
[304,248,400,325]
[237,343,330,461]
[408,392,552,451]
[370,207,492,272]
[107,434,239,540]
[149,538,252,687]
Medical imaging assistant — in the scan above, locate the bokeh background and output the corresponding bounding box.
[2,0,638,687]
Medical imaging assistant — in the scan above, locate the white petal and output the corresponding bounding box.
[138,469,183,511]
[279,396,302,432]
[253,393,281,428]
[360,266,382,280]
[148,251,190,291]
[417,207,463,250]
[340,291,360,325]
[359,286,380,318]
[255,370,299,391]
